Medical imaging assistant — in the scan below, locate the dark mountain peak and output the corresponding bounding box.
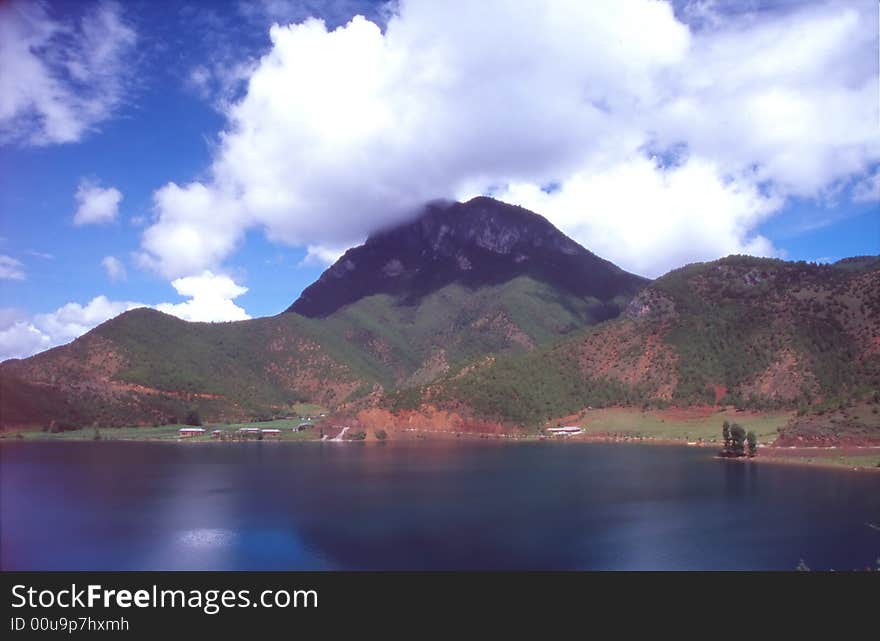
[288,196,647,317]
[365,196,584,259]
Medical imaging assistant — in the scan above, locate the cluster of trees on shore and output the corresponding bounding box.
[720,420,756,458]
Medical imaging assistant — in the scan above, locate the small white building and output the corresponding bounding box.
[261,428,281,437]
[546,426,583,436]
[178,427,206,438]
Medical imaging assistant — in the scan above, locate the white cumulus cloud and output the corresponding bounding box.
[301,244,348,267]
[0,0,136,146]
[0,272,251,361]
[0,310,51,361]
[138,181,243,278]
[155,271,251,322]
[73,179,122,225]
[137,0,878,279]
[470,155,783,278]
[0,297,144,361]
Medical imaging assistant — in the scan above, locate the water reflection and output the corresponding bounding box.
[178,528,238,548]
[1,440,878,570]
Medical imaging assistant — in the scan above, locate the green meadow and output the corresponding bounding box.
[576,408,792,443]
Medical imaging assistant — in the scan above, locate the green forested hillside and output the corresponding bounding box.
[2,234,876,433]
[424,256,880,426]
[0,275,621,428]
[316,276,627,383]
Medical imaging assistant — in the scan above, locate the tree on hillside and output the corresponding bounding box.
[722,420,731,451]
[730,423,746,457]
[184,409,202,426]
[746,431,757,457]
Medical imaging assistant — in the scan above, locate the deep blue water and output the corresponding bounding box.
[1,440,878,570]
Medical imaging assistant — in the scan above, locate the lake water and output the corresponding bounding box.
[2,440,878,570]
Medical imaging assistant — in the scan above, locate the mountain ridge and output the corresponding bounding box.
[1,197,877,443]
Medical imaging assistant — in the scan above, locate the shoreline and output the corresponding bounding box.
[734,449,880,473]
[4,426,879,471]
[718,453,880,473]
[559,434,880,471]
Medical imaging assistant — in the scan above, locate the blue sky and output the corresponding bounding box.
[0,0,877,360]
[1,0,387,320]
